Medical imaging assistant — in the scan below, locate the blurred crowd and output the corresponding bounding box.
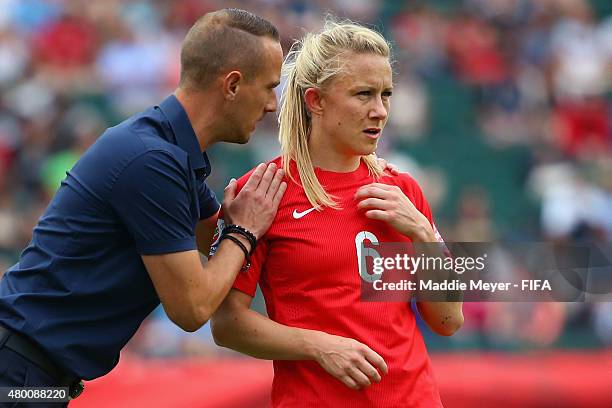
[0,0,610,357]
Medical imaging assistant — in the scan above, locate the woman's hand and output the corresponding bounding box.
[355,183,435,242]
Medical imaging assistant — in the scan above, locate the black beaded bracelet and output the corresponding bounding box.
[219,234,251,271]
[224,224,257,254]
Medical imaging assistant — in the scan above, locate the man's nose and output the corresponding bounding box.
[265,94,278,113]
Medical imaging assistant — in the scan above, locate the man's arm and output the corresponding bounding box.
[211,289,388,390]
[139,163,286,332]
[142,239,250,332]
[195,212,218,255]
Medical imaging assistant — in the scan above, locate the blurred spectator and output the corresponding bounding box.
[452,186,496,242]
[391,6,449,78]
[527,159,611,241]
[548,0,611,157]
[40,103,105,197]
[96,12,177,115]
[32,13,97,70]
[0,28,29,86]
[446,12,509,86]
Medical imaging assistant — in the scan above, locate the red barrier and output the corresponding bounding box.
[72,351,612,408]
[71,356,273,408]
[433,351,612,408]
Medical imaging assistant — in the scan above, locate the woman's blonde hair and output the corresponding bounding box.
[278,20,391,209]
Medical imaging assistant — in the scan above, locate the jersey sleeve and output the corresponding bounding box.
[110,150,196,255]
[232,238,269,297]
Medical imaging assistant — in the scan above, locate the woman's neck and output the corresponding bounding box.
[307,128,361,172]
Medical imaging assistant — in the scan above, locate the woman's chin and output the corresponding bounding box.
[358,143,378,156]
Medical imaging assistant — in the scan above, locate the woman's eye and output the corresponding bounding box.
[358,91,371,96]
[382,91,393,97]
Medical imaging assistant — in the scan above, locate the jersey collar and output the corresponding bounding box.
[158,94,211,178]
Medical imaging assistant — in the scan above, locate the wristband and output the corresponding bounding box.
[219,234,251,271]
[224,224,257,254]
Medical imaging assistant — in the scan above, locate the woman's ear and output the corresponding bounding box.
[304,88,324,116]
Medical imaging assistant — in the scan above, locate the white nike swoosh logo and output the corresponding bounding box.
[292,207,317,219]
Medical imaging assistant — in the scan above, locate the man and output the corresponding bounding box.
[0,8,286,404]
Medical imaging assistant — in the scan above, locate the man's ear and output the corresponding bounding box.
[222,71,242,101]
[304,87,323,116]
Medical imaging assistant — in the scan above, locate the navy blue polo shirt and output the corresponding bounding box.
[0,95,220,380]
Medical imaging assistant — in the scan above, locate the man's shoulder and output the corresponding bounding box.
[105,108,170,146]
[96,110,186,167]
[72,110,189,191]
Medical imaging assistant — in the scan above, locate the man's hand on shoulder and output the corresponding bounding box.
[223,162,287,239]
[375,157,400,176]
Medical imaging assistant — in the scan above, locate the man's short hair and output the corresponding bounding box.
[179,8,279,90]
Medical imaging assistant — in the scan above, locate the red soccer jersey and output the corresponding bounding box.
[227,157,443,407]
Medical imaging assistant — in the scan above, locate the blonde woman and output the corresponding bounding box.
[211,21,463,407]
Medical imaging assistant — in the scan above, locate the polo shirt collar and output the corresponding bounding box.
[158,94,211,177]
